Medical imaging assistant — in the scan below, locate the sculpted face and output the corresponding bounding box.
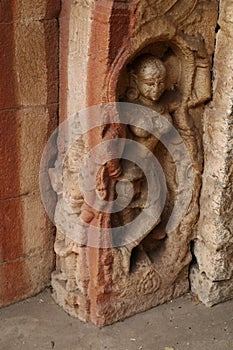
[137,70,165,101]
[133,56,166,103]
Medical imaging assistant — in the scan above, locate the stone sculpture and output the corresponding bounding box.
[111,54,174,269]
[50,0,218,326]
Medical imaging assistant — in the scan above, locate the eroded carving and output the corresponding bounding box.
[112,54,174,271]
[51,0,218,326]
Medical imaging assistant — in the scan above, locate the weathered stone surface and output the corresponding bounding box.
[0,23,17,110]
[191,0,233,305]
[0,197,24,262]
[191,265,233,307]
[21,192,55,257]
[0,0,60,23]
[0,1,59,307]
[52,0,218,326]
[0,259,28,306]
[59,0,93,119]
[0,192,55,307]
[0,247,54,307]
[0,20,58,110]
[0,106,57,199]
[14,20,59,107]
[0,111,21,199]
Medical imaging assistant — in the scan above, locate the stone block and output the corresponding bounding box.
[0,0,60,23]
[0,197,24,262]
[0,259,28,306]
[17,105,58,195]
[0,191,55,307]
[21,192,55,258]
[0,106,58,199]
[0,110,21,199]
[0,192,54,263]
[0,2,13,23]
[0,0,59,309]
[190,265,233,307]
[0,248,54,307]
[0,19,58,110]
[0,23,17,110]
[14,20,59,107]
[194,241,233,281]
[191,0,233,305]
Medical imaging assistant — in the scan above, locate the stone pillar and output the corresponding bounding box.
[0,0,60,306]
[190,0,233,306]
[51,0,219,326]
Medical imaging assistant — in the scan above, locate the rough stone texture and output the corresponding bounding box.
[190,266,233,307]
[0,0,60,23]
[14,20,58,106]
[0,1,60,307]
[51,0,218,326]
[190,0,233,306]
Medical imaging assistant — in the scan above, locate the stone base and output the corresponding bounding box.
[52,265,189,327]
[51,273,90,323]
[190,265,233,307]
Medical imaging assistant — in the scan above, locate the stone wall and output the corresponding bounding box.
[0,0,60,306]
[1,0,232,324]
[191,0,233,306]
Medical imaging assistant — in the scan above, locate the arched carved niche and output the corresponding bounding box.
[107,30,211,276]
[51,0,218,326]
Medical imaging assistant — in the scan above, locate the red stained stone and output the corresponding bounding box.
[45,0,61,19]
[0,0,59,307]
[0,259,28,305]
[0,0,60,23]
[0,198,23,262]
[0,1,13,23]
[0,110,20,199]
[0,23,18,110]
[43,19,59,105]
[109,7,130,62]
[69,2,127,324]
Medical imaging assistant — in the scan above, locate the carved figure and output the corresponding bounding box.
[50,0,218,325]
[126,54,167,107]
[114,54,173,262]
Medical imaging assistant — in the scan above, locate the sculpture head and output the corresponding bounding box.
[126,54,166,104]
